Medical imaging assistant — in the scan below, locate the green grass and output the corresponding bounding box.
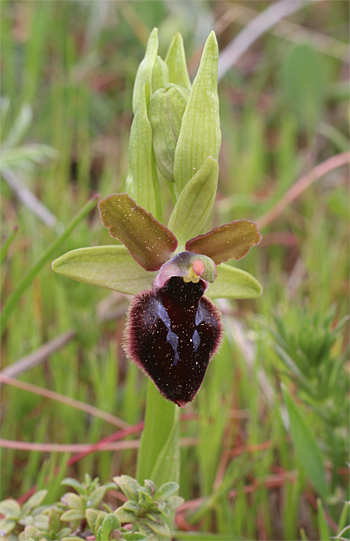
[1,1,349,539]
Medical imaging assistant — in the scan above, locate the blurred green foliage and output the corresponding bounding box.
[1,1,348,539]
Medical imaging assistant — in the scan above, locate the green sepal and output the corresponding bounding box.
[132,28,158,113]
[206,263,262,299]
[173,31,221,193]
[186,220,261,264]
[127,84,161,219]
[152,56,169,94]
[52,245,156,296]
[165,33,191,90]
[149,85,189,182]
[168,156,218,248]
[99,193,177,271]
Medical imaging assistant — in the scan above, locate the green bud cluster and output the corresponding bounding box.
[149,84,189,182]
[127,28,221,219]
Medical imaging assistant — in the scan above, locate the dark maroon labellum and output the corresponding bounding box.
[125,276,222,406]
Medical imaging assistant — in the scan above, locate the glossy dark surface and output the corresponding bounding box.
[125,277,222,405]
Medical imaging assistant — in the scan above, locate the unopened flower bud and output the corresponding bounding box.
[152,55,169,94]
[149,84,189,182]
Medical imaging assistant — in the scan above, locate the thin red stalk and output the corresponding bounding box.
[1,437,197,453]
[256,152,350,229]
[17,423,144,504]
[304,491,338,533]
[0,374,129,429]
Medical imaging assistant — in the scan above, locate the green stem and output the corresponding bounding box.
[0,195,99,336]
[137,379,180,487]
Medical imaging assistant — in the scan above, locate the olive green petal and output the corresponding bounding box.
[186,220,262,264]
[52,245,156,295]
[99,193,177,271]
[206,263,262,299]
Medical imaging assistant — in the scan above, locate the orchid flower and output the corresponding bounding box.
[52,29,262,408]
[52,191,261,406]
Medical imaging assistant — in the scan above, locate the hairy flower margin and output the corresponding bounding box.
[52,29,263,406]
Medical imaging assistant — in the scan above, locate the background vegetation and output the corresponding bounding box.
[1,1,349,539]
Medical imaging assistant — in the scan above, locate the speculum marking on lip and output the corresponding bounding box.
[125,276,223,406]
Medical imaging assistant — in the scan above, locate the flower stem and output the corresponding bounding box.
[137,379,180,487]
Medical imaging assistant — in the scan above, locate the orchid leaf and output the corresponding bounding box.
[173,31,221,193]
[168,156,218,248]
[186,220,261,264]
[206,263,262,299]
[52,245,156,295]
[132,28,158,113]
[127,84,161,219]
[99,193,177,271]
[165,33,191,90]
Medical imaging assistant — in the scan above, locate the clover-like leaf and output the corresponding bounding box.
[61,478,84,495]
[168,156,218,247]
[137,487,154,507]
[22,490,48,515]
[88,486,107,508]
[154,482,179,501]
[142,516,170,537]
[114,508,137,524]
[0,499,21,519]
[165,33,191,90]
[52,246,156,295]
[97,514,121,541]
[61,492,81,510]
[123,533,147,541]
[173,31,221,193]
[113,475,140,502]
[0,518,16,535]
[132,28,158,113]
[99,194,177,271]
[206,263,262,299]
[60,509,84,522]
[186,220,261,264]
[166,495,184,511]
[86,509,108,537]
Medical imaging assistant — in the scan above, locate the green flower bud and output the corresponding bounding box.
[165,33,191,90]
[152,55,169,94]
[132,28,158,113]
[149,84,189,182]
